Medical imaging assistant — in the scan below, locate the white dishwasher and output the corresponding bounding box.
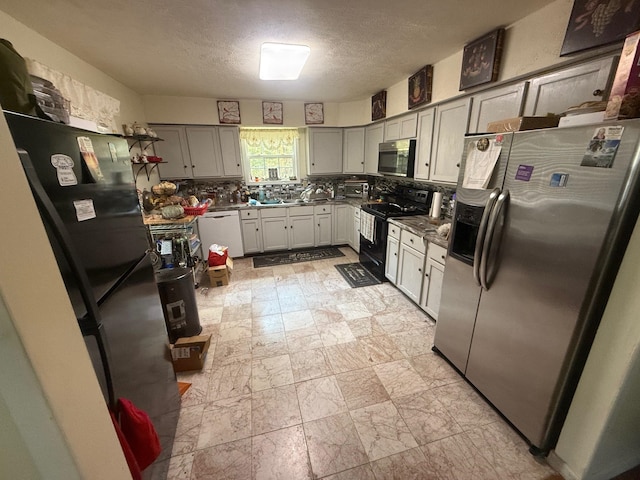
[198,210,244,258]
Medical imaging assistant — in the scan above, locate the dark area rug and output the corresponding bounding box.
[253,247,345,268]
[335,263,382,288]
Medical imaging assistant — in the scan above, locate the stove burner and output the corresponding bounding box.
[389,203,418,213]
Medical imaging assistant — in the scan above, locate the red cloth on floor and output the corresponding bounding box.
[109,411,142,480]
[117,398,162,470]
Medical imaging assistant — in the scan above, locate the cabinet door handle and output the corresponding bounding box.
[318,223,320,227]
[290,225,293,229]
[456,163,460,168]
[593,89,603,96]
[441,255,445,260]
[256,228,259,231]
[418,268,422,272]
[410,238,414,243]
[284,226,288,229]
[394,252,397,256]
[425,273,429,277]
[425,163,429,167]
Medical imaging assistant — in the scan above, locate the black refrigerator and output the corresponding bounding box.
[4,111,179,479]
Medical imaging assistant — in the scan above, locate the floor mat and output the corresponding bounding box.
[252,247,345,268]
[335,262,382,288]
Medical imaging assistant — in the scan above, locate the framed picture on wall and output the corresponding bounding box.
[560,0,640,56]
[304,102,324,124]
[459,28,505,91]
[371,90,387,121]
[262,101,283,124]
[217,100,241,124]
[408,65,433,109]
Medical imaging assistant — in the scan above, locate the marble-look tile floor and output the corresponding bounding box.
[166,247,561,480]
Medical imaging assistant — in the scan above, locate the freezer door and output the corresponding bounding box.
[5,112,148,315]
[464,122,640,450]
[434,133,512,372]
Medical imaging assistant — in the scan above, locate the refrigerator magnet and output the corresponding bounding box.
[515,164,534,181]
[581,126,624,168]
[73,199,96,222]
[550,173,569,187]
[51,154,77,186]
[77,136,105,182]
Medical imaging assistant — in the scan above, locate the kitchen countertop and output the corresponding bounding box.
[207,198,368,212]
[388,215,450,250]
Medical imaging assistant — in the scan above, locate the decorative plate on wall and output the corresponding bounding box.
[217,100,241,124]
[305,102,324,124]
[262,101,283,124]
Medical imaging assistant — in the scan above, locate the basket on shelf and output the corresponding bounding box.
[182,198,211,216]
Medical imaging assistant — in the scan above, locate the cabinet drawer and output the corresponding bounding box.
[259,208,287,218]
[427,243,447,265]
[400,229,427,254]
[240,209,260,220]
[388,223,401,240]
[289,205,315,216]
[314,204,332,215]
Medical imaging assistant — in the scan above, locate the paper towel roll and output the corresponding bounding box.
[431,192,443,218]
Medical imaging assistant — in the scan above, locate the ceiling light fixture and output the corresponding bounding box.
[259,42,310,80]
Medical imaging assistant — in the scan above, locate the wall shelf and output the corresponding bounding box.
[124,134,164,152]
[132,162,166,182]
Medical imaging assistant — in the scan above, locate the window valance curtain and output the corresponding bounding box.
[239,128,299,148]
[25,58,121,132]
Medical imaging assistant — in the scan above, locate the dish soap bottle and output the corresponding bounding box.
[258,186,266,202]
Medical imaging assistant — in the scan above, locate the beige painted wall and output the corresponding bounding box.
[0,114,131,479]
[0,10,146,129]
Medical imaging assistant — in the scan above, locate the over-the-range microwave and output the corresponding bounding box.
[378,139,416,178]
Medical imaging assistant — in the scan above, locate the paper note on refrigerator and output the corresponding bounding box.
[462,141,502,189]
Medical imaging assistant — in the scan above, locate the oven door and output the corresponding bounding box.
[359,211,388,281]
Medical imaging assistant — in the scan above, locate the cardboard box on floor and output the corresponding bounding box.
[169,334,211,372]
[208,257,233,287]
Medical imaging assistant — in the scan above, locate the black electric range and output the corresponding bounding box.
[360,188,432,282]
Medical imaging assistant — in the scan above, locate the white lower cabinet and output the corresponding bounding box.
[388,221,447,318]
[240,209,262,254]
[332,204,350,245]
[420,243,447,320]
[314,205,333,246]
[289,208,315,249]
[385,223,401,282]
[397,231,426,304]
[350,207,361,253]
[261,216,289,252]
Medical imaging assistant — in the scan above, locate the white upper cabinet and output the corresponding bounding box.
[308,128,343,175]
[364,122,384,175]
[431,97,472,184]
[152,126,192,179]
[218,126,242,177]
[468,82,527,134]
[342,127,366,174]
[185,127,223,178]
[523,56,617,116]
[151,124,242,179]
[414,108,435,181]
[384,112,418,141]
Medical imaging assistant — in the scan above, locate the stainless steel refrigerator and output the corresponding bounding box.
[434,120,640,454]
[4,111,180,479]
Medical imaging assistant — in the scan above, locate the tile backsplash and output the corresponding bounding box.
[166,175,455,219]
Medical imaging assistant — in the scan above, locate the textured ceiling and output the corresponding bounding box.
[1,0,556,102]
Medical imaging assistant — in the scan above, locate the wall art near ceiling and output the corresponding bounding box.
[217,100,241,124]
[262,101,283,124]
[304,102,324,124]
[408,65,433,109]
[459,28,505,91]
[560,0,640,56]
[371,90,387,121]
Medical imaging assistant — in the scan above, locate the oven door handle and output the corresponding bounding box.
[473,188,500,287]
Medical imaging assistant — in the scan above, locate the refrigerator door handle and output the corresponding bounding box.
[473,188,501,287]
[16,148,116,410]
[480,190,509,290]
